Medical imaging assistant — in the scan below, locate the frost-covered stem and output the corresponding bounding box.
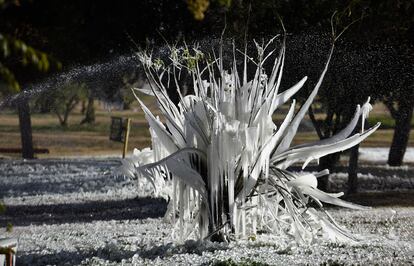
[126,34,378,244]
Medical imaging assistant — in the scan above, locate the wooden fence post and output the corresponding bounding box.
[122,118,131,158]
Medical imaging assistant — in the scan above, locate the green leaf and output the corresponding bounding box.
[0,62,20,93]
[0,202,5,213]
[6,223,13,232]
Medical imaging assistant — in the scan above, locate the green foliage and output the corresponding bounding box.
[120,72,141,110]
[48,82,87,108]
[6,223,12,233]
[0,201,11,235]
[367,115,414,129]
[187,0,210,20]
[183,47,204,71]
[0,201,5,214]
[186,0,232,20]
[0,35,53,71]
[217,0,231,8]
[0,61,19,93]
[0,7,61,96]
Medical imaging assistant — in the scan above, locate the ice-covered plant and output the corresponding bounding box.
[122,35,379,243]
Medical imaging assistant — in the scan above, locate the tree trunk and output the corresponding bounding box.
[317,153,340,191]
[347,144,359,194]
[17,99,34,159]
[309,105,340,191]
[61,112,69,127]
[81,100,86,114]
[388,100,413,166]
[60,97,79,127]
[80,97,95,124]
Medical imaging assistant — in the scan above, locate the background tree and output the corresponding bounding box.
[80,89,95,125]
[38,83,87,127]
[0,1,60,159]
[367,0,414,166]
[0,0,412,169]
[379,49,414,166]
[120,71,145,110]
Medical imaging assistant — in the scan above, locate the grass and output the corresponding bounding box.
[367,115,414,129]
[0,108,153,158]
[292,129,414,148]
[0,102,413,158]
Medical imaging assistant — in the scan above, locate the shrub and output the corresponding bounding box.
[122,35,379,243]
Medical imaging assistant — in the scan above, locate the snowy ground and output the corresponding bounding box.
[358,147,414,164]
[0,158,414,265]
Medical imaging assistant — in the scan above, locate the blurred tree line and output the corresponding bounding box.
[0,0,61,158]
[0,0,412,191]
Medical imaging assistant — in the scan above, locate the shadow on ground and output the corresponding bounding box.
[343,191,414,207]
[18,245,137,266]
[0,197,167,226]
[16,233,227,265]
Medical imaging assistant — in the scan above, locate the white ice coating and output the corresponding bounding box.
[121,35,380,244]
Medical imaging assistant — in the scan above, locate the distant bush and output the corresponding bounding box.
[35,82,88,127]
[368,115,414,129]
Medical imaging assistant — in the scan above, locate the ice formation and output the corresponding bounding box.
[121,35,380,243]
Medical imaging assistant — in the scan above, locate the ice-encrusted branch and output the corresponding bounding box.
[122,34,379,244]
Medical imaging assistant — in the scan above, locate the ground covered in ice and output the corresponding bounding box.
[0,158,413,265]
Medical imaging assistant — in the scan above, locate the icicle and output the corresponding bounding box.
[361,97,373,132]
[126,35,379,244]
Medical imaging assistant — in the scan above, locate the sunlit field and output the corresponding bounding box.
[1,102,412,158]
